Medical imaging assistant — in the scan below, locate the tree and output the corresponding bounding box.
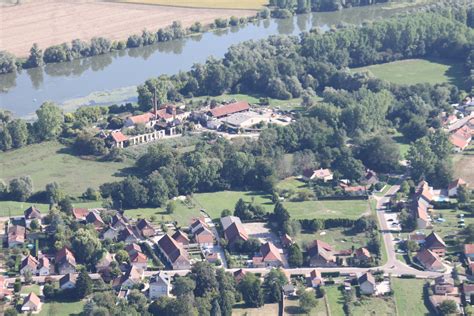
[25,43,44,68]
[71,228,103,265]
[191,261,218,297]
[0,124,12,151]
[9,176,33,201]
[76,269,93,299]
[238,273,264,308]
[121,177,148,208]
[45,182,63,204]
[299,290,318,314]
[171,276,196,297]
[166,201,176,214]
[405,240,420,253]
[7,119,28,149]
[464,224,474,244]
[458,185,471,204]
[4,308,18,316]
[438,299,457,315]
[211,298,222,316]
[273,202,290,233]
[287,244,303,267]
[263,268,288,303]
[216,269,236,316]
[34,102,63,141]
[357,136,400,173]
[114,250,129,264]
[146,171,169,207]
[127,289,148,313]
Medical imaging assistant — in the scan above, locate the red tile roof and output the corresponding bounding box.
[260,242,283,263]
[450,134,470,150]
[23,292,41,307]
[464,244,474,256]
[130,251,147,264]
[449,178,467,191]
[111,131,128,143]
[127,112,154,125]
[208,101,250,118]
[72,208,89,220]
[24,206,41,219]
[195,227,214,244]
[415,249,443,270]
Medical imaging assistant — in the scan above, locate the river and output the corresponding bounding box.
[0,2,421,117]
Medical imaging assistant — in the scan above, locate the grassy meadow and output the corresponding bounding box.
[0,141,131,197]
[392,279,430,316]
[37,300,85,316]
[352,58,465,88]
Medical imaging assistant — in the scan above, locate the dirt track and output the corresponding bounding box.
[0,0,256,57]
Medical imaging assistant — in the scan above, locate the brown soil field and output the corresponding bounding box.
[0,0,256,57]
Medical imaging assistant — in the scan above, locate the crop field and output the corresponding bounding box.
[1,0,256,57]
[453,146,474,188]
[283,199,369,220]
[352,59,465,88]
[296,229,370,251]
[117,0,268,10]
[0,141,131,196]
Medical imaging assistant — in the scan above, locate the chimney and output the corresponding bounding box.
[153,89,157,118]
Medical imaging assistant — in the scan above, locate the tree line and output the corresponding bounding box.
[0,12,269,75]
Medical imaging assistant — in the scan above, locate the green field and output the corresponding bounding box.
[453,146,474,188]
[232,303,279,316]
[352,296,396,316]
[118,0,267,10]
[0,142,131,197]
[20,284,41,296]
[0,200,105,217]
[325,286,345,316]
[392,279,430,316]
[38,300,85,316]
[283,199,369,220]
[352,59,465,88]
[124,190,369,226]
[284,295,327,315]
[296,228,370,251]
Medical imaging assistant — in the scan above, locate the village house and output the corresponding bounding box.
[113,265,144,290]
[465,244,474,261]
[124,112,156,128]
[20,255,38,276]
[448,178,467,197]
[363,169,379,186]
[118,226,140,244]
[102,226,120,240]
[0,275,12,300]
[233,269,247,284]
[207,101,250,119]
[219,110,273,130]
[429,296,461,314]
[59,273,78,290]
[86,211,105,230]
[252,242,283,268]
[424,232,446,257]
[24,206,41,228]
[149,271,171,300]
[303,168,334,182]
[205,252,219,264]
[96,252,114,273]
[282,283,297,297]
[415,249,444,272]
[21,292,42,313]
[463,283,474,304]
[190,218,207,234]
[112,213,129,230]
[55,247,77,274]
[220,216,249,245]
[157,234,191,270]
[72,207,89,221]
[307,269,324,288]
[409,233,427,245]
[38,256,50,276]
[172,230,190,246]
[358,272,376,295]
[125,243,142,256]
[136,218,155,238]
[110,130,129,148]
[354,247,372,265]
[307,240,337,267]
[433,275,456,296]
[8,224,25,248]
[129,251,148,271]
[194,226,214,248]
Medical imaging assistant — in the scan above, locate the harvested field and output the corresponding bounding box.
[1,0,256,57]
[118,0,267,10]
[453,147,474,188]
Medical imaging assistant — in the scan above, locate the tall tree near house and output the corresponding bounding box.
[7,119,28,149]
[76,269,93,299]
[299,290,318,313]
[9,176,33,201]
[238,273,264,308]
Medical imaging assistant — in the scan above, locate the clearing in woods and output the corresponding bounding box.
[1,0,257,57]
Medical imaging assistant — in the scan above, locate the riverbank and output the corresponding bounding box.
[1,0,257,58]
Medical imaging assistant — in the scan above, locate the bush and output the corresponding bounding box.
[214,18,228,28]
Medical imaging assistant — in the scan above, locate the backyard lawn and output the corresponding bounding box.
[296,229,370,251]
[325,286,345,316]
[453,146,474,188]
[283,199,369,220]
[232,303,279,316]
[351,296,396,316]
[0,200,105,217]
[38,300,85,316]
[392,278,430,316]
[352,58,465,88]
[284,295,327,315]
[20,284,41,296]
[0,141,131,197]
